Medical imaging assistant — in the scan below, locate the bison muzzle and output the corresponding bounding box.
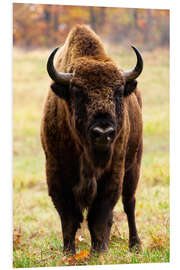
[41,25,143,255]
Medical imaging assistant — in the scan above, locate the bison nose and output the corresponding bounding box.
[90,126,116,145]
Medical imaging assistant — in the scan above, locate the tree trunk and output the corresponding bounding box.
[89,7,96,32]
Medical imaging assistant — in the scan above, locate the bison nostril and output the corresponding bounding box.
[107,130,115,139]
[91,128,104,139]
[90,126,115,144]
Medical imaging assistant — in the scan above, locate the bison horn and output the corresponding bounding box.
[122,45,143,82]
[47,47,73,85]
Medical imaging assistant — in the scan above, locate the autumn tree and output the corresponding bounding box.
[13,3,169,50]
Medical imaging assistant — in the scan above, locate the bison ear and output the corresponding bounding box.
[50,82,70,101]
[124,80,137,97]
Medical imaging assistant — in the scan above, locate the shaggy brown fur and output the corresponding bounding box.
[41,25,143,255]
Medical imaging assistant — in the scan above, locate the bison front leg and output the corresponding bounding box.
[50,190,83,255]
[88,201,113,253]
[87,180,121,254]
[46,166,83,255]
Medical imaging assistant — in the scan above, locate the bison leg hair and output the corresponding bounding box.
[122,145,142,251]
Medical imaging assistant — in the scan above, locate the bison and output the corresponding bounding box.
[41,25,143,255]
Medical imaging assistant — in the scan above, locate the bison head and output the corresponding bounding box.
[47,46,143,171]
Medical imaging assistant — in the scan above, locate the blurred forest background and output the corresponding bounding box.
[13,3,169,50]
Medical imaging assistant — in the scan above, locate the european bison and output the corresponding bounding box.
[41,25,143,255]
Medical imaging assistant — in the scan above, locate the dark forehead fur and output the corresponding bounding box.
[72,58,123,89]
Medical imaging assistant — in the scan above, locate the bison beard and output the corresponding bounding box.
[41,25,143,255]
[90,146,112,169]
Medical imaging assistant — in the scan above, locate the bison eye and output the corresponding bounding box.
[72,86,84,99]
[114,86,124,98]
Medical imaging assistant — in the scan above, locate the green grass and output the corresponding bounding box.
[13,46,169,267]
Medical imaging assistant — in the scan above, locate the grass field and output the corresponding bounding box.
[13,45,169,267]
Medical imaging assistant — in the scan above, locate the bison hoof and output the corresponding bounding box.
[129,237,142,253]
[63,248,76,256]
[90,246,108,256]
